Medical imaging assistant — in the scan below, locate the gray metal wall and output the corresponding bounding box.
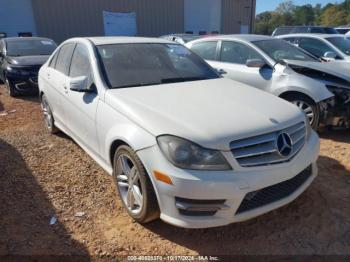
[31,0,184,43]
[31,0,255,43]
[222,0,256,34]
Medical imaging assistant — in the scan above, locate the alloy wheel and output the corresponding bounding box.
[292,100,314,125]
[41,97,53,129]
[116,154,143,215]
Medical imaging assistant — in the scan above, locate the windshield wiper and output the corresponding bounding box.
[161,76,207,83]
[112,82,162,89]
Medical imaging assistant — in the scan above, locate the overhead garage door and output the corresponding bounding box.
[0,0,37,37]
[184,0,221,34]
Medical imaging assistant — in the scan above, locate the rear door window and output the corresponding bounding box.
[191,41,218,61]
[220,41,262,64]
[49,50,60,68]
[55,43,75,75]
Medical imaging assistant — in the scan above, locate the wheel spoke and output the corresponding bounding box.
[117,181,129,188]
[132,185,143,206]
[126,187,134,208]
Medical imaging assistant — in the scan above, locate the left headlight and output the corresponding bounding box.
[157,135,232,171]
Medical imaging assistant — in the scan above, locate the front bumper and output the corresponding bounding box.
[137,131,319,228]
[7,71,39,95]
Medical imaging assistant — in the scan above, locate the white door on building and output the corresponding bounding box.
[184,0,221,34]
[240,25,250,34]
[103,11,137,36]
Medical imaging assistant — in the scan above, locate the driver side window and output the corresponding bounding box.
[299,38,337,59]
[220,41,262,64]
[69,44,91,78]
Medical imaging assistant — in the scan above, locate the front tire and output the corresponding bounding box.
[113,145,159,224]
[283,93,320,130]
[41,94,59,134]
[5,77,17,97]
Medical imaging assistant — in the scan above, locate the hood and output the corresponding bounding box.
[7,55,50,67]
[105,78,305,151]
[285,59,350,84]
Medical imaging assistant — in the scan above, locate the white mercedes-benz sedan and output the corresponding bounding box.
[38,37,319,228]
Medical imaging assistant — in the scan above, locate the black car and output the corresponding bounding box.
[272,26,339,36]
[0,37,57,96]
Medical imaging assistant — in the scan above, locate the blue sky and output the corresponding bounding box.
[256,0,339,14]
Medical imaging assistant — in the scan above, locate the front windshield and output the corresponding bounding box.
[253,39,318,63]
[326,37,350,56]
[97,43,219,89]
[6,39,57,56]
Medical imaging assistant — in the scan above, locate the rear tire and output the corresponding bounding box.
[41,94,59,134]
[113,145,160,224]
[283,93,320,130]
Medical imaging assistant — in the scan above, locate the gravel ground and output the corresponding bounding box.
[1,86,350,258]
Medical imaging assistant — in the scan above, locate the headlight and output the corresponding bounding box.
[157,135,232,171]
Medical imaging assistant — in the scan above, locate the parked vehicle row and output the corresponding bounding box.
[36,36,319,228]
[186,35,350,130]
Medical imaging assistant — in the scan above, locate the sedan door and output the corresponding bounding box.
[208,41,273,92]
[64,43,100,155]
[42,43,76,128]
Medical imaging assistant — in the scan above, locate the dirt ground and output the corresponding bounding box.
[1,86,350,258]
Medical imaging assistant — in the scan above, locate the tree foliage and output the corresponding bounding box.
[255,0,350,35]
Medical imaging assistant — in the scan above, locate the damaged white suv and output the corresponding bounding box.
[187,35,350,130]
[39,37,319,228]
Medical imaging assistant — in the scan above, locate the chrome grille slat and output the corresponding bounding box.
[231,122,306,167]
[234,142,277,159]
[230,133,276,149]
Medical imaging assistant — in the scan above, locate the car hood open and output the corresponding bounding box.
[285,59,350,84]
[7,55,50,67]
[105,78,304,151]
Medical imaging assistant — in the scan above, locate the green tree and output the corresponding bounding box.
[294,5,315,25]
[320,5,347,26]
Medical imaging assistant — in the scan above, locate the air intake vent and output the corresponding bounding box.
[175,197,228,217]
[230,122,306,167]
[236,165,312,214]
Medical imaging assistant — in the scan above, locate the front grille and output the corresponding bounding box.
[236,165,312,214]
[230,122,306,167]
[175,197,228,217]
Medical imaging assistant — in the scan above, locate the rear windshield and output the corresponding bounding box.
[327,37,350,55]
[97,43,218,89]
[6,39,57,56]
[253,39,318,62]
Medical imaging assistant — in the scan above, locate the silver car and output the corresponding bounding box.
[277,34,350,62]
[186,35,350,130]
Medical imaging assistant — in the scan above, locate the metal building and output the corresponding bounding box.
[1,0,256,43]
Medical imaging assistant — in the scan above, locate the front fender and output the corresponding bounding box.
[271,73,334,103]
[103,122,157,165]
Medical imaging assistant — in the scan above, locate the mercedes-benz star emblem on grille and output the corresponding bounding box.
[276,133,293,157]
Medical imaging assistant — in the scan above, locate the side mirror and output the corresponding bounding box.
[246,59,266,68]
[69,76,90,92]
[323,51,337,60]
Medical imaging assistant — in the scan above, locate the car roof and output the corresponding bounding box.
[162,33,199,37]
[277,33,346,39]
[86,36,173,45]
[4,37,54,42]
[276,26,333,28]
[192,34,273,42]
